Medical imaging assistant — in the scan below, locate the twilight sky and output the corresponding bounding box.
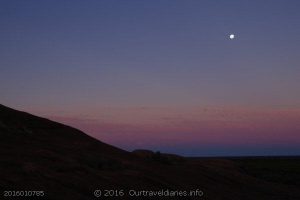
[1,0,300,156]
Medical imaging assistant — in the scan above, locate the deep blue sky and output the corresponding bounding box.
[1,0,300,156]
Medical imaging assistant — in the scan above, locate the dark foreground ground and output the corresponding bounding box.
[0,104,299,200]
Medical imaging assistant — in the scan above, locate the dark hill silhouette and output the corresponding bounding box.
[0,104,299,200]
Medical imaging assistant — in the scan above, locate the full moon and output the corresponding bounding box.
[229,34,235,39]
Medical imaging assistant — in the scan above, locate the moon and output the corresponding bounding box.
[229,34,235,39]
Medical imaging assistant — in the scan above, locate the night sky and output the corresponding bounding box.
[1,0,300,156]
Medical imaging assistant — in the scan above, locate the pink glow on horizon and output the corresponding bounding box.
[46,106,300,151]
